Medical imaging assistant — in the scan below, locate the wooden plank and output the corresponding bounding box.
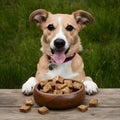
[0,89,120,107]
[0,89,29,107]
[0,107,120,120]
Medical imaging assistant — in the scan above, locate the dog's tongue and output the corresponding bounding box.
[51,51,66,64]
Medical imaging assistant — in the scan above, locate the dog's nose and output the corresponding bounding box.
[54,39,65,49]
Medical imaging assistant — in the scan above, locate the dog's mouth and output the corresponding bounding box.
[50,47,70,64]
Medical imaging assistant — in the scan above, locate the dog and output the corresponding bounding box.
[22,9,98,95]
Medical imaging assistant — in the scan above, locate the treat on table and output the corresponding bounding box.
[38,106,49,115]
[25,98,34,106]
[77,105,88,112]
[89,98,98,107]
[19,105,31,113]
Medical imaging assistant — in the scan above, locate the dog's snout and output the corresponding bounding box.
[54,39,65,49]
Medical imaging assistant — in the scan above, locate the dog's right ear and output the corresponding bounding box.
[29,9,49,27]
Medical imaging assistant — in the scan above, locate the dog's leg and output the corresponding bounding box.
[83,77,98,95]
[22,77,37,95]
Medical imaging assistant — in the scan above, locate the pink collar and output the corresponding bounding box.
[47,53,76,64]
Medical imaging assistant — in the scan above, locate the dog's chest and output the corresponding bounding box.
[45,61,78,80]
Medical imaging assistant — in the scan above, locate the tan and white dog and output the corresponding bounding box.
[22,9,98,95]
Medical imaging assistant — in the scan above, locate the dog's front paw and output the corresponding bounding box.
[22,77,37,96]
[83,80,98,95]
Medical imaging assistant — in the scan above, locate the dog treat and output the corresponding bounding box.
[64,80,73,88]
[62,87,71,94]
[40,80,48,87]
[53,76,64,83]
[38,106,49,114]
[25,98,34,106]
[77,105,88,112]
[19,105,31,113]
[49,81,56,87]
[55,83,67,90]
[42,82,52,93]
[53,89,63,94]
[89,98,98,107]
[73,82,82,90]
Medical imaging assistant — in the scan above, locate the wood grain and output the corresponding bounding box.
[0,108,120,120]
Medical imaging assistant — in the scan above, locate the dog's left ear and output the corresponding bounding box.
[72,10,94,28]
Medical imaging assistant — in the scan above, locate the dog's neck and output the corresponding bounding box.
[47,53,76,64]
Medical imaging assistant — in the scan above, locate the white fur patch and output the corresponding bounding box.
[83,80,98,95]
[22,77,37,95]
[40,47,44,52]
[50,17,69,50]
[42,61,78,80]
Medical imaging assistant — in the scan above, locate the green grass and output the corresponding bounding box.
[0,0,120,88]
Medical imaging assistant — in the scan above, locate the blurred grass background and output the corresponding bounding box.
[0,0,120,88]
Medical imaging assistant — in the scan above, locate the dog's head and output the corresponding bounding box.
[29,9,94,64]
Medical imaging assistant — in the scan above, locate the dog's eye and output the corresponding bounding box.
[66,25,74,31]
[47,24,55,31]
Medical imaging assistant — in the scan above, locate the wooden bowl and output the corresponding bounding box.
[33,80,85,110]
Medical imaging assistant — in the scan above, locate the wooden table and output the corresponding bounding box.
[0,89,120,120]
